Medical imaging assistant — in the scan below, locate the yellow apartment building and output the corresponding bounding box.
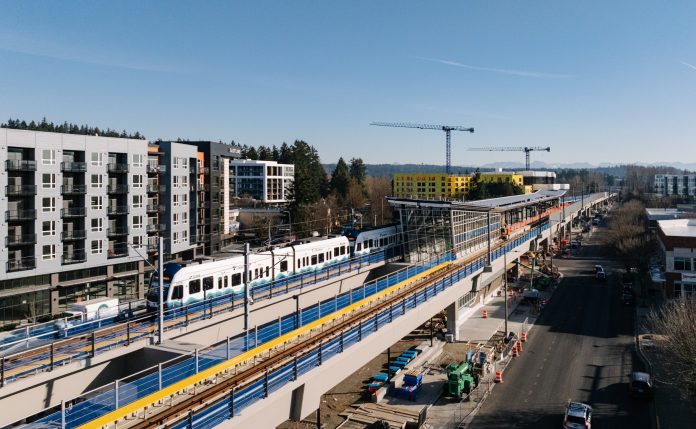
[392,171,532,200]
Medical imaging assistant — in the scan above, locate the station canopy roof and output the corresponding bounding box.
[387,189,567,213]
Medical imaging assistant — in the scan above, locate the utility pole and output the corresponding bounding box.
[503,251,508,336]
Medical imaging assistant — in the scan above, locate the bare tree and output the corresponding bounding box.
[366,176,393,226]
[646,299,696,397]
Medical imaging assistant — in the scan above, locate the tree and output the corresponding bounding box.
[366,176,393,226]
[345,179,366,210]
[646,299,696,397]
[349,157,367,185]
[329,157,351,198]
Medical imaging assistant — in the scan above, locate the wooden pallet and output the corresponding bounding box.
[338,402,421,429]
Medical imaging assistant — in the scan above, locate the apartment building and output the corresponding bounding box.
[0,128,198,326]
[179,141,242,254]
[229,159,294,204]
[392,171,529,200]
[654,174,696,199]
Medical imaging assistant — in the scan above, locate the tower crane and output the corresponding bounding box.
[467,146,551,170]
[370,122,474,174]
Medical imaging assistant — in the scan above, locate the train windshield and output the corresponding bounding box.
[146,274,171,303]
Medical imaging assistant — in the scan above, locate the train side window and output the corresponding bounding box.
[218,277,223,289]
[203,276,214,291]
[311,255,318,265]
[232,273,242,286]
[297,258,301,268]
[318,254,324,263]
[341,246,346,255]
[357,243,362,251]
[224,276,229,288]
[280,260,288,272]
[189,279,201,294]
[172,285,184,300]
[254,268,259,279]
[334,247,339,257]
[265,267,270,277]
[305,257,309,266]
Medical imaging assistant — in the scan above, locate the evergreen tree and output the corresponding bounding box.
[278,142,293,164]
[271,145,280,162]
[329,157,351,198]
[349,157,367,185]
[245,147,259,160]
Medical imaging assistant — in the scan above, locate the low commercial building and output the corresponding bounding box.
[392,171,539,200]
[656,218,696,299]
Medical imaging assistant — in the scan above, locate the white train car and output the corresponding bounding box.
[348,225,400,256]
[147,235,351,308]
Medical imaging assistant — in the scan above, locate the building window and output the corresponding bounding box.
[182,230,188,241]
[133,175,143,188]
[182,212,188,224]
[91,174,103,188]
[42,221,56,237]
[132,216,143,229]
[173,213,180,225]
[173,176,179,188]
[133,236,142,247]
[91,218,103,232]
[42,149,56,165]
[173,157,180,169]
[91,196,103,210]
[674,257,694,271]
[182,176,188,188]
[42,197,56,212]
[91,152,103,166]
[42,245,56,261]
[181,158,188,169]
[133,195,143,208]
[91,240,103,255]
[173,195,180,207]
[42,173,56,189]
[182,194,188,205]
[132,154,143,167]
[173,231,180,244]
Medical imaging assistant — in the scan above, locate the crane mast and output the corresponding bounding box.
[370,122,474,174]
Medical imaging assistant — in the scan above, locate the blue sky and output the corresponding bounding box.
[1,1,695,167]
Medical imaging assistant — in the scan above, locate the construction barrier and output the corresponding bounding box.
[494,370,503,383]
[520,331,527,342]
[482,309,488,318]
[512,347,519,358]
[516,340,522,353]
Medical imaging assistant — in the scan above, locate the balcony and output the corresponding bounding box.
[61,207,86,218]
[107,205,129,216]
[6,209,37,222]
[146,204,165,213]
[61,184,87,195]
[146,184,164,194]
[62,251,87,265]
[108,244,129,258]
[196,234,210,243]
[107,226,129,237]
[6,234,37,246]
[5,159,36,171]
[107,163,129,173]
[6,257,36,272]
[147,164,167,174]
[61,230,86,241]
[146,223,165,233]
[107,184,129,194]
[60,162,87,173]
[6,185,37,196]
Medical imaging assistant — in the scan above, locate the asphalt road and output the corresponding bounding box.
[467,221,651,429]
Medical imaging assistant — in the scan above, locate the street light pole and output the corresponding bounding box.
[503,251,508,335]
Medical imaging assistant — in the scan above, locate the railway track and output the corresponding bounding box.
[82,261,460,429]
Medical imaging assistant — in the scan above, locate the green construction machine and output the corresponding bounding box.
[446,360,477,397]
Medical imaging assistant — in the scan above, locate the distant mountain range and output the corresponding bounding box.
[323,161,695,177]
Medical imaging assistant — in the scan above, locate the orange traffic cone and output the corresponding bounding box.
[494,370,503,383]
[512,346,519,358]
[521,331,527,342]
[482,308,488,318]
[516,340,523,353]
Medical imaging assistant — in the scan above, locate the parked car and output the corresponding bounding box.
[563,401,592,429]
[629,371,653,398]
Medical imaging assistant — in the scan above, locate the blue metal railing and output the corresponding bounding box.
[15,226,545,428]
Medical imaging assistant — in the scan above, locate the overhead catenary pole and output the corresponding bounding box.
[158,236,164,344]
[243,243,250,351]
